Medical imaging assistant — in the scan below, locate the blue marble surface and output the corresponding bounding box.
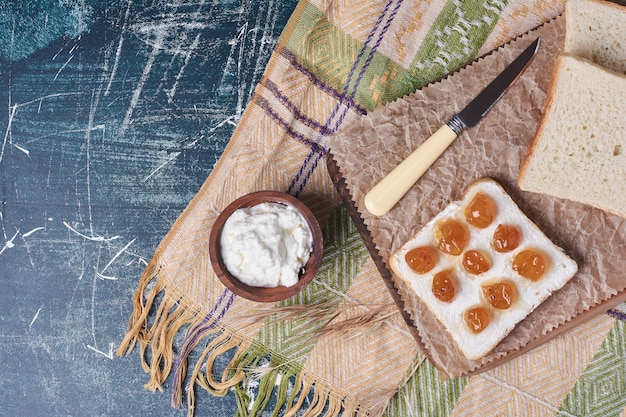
[0,1,298,415]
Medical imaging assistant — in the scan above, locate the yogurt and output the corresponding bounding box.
[220,202,314,287]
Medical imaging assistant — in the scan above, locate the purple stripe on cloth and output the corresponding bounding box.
[170,289,237,407]
[330,0,404,133]
[325,0,400,134]
[261,77,335,137]
[287,149,326,197]
[277,46,368,117]
[254,95,328,156]
[607,308,626,322]
[288,0,404,196]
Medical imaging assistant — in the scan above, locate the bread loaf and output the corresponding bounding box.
[565,0,626,74]
[518,54,626,218]
[389,178,578,361]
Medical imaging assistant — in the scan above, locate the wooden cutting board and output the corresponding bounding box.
[326,15,626,377]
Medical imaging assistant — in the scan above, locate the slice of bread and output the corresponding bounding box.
[518,55,626,218]
[565,0,626,75]
[389,178,578,361]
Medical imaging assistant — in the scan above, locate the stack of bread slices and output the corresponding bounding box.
[517,0,626,218]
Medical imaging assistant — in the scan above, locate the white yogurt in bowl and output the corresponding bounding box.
[219,202,313,288]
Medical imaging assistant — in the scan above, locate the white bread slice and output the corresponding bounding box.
[390,178,578,361]
[565,0,626,75]
[518,55,626,219]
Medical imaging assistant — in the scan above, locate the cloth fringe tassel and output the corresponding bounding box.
[116,258,203,392]
[117,261,366,417]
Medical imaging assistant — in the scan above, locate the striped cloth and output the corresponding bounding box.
[118,1,626,416]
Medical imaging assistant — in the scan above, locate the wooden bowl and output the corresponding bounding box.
[209,191,323,302]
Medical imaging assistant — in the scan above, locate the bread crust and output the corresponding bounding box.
[517,56,564,188]
[518,53,626,219]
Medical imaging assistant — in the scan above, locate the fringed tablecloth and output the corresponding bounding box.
[117,1,626,416]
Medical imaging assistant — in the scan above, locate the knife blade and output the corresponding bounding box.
[364,37,541,216]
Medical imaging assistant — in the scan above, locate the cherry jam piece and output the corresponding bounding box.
[493,224,522,253]
[462,250,491,275]
[405,246,437,274]
[482,281,517,310]
[464,307,490,334]
[465,192,497,229]
[432,270,457,302]
[436,219,469,256]
[512,249,547,281]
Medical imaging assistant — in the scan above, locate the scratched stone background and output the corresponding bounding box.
[0,0,298,415]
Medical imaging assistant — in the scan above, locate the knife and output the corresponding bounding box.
[364,37,541,216]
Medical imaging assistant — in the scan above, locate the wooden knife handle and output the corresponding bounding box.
[364,124,458,216]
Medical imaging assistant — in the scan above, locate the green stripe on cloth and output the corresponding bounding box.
[557,319,626,417]
[280,1,425,110]
[409,0,507,82]
[279,0,507,112]
[232,203,371,415]
[384,357,468,417]
[351,48,429,109]
[281,1,364,96]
